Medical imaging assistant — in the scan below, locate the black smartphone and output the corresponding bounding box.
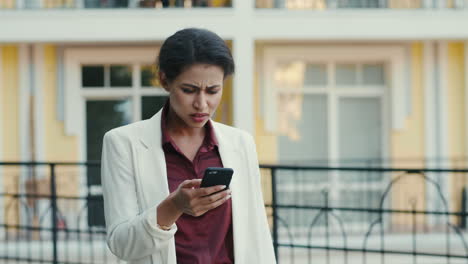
[200,167,233,190]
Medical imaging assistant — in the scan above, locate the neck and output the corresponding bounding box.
[166,106,205,138]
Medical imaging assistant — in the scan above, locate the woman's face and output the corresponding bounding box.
[162,63,224,130]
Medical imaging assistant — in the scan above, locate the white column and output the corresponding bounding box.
[33,44,45,164]
[425,41,450,222]
[19,44,32,229]
[423,41,437,226]
[436,41,449,170]
[19,44,31,163]
[0,46,4,239]
[232,0,255,134]
[232,35,255,134]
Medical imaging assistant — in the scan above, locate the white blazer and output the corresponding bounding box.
[101,110,277,264]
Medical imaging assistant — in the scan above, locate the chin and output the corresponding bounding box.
[186,120,206,128]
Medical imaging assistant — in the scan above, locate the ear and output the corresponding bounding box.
[158,71,170,92]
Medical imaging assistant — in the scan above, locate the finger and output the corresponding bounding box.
[179,179,202,189]
[199,189,231,206]
[197,193,232,214]
[194,185,227,197]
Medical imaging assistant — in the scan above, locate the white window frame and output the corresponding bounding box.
[261,45,409,235]
[64,47,167,228]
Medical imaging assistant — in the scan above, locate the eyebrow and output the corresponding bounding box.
[181,83,220,89]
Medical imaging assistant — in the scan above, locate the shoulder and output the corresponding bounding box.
[103,119,151,144]
[211,121,255,146]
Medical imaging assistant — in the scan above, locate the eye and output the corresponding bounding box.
[207,90,219,95]
[181,87,195,93]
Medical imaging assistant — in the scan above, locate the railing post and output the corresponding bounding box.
[50,163,58,264]
[271,168,279,262]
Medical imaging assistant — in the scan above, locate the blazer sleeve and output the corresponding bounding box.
[101,130,177,261]
[244,133,278,264]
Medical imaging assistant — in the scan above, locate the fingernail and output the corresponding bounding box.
[226,195,232,200]
[220,185,226,190]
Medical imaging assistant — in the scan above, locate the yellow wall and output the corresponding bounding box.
[390,43,426,230]
[254,43,278,164]
[0,0,15,8]
[447,43,466,216]
[42,45,81,204]
[43,0,74,8]
[2,46,20,162]
[43,45,79,162]
[2,45,20,226]
[213,41,233,126]
[254,43,277,227]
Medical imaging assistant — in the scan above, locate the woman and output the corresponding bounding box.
[101,28,276,264]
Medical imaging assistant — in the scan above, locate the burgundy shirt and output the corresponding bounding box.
[161,102,234,264]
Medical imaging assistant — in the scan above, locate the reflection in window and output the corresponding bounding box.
[86,99,132,184]
[339,97,382,172]
[336,64,358,86]
[304,64,327,86]
[278,94,328,163]
[274,61,306,90]
[141,96,168,120]
[363,63,385,85]
[110,65,132,87]
[274,62,306,143]
[141,65,161,87]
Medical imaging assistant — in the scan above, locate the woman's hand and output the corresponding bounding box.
[156,179,231,228]
[171,179,231,217]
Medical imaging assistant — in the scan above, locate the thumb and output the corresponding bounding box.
[179,179,202,189]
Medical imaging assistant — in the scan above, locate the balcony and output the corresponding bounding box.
[0,0,232,9]
[1,0,468,42]
[256,0,467,9]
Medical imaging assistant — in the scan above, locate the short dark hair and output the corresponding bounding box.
[157,28,235,83]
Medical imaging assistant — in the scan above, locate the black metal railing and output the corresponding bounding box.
[260,164,468,263]
[0,0,232,10]
[1,161,468,263]
[0,161,118,264]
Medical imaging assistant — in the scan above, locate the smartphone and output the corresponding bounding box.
[200,167,233,190]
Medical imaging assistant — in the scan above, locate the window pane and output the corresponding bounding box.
[141,96,168,120]
[110,65,132,87]
[274,61,306,91]
[278,94,328,164]
[336,64,358,86]
[86,99,132,227]
[141,65,161,88]
[86,99,132,164]
[339,97,382,181]
[304,64,327,87]
[82,65,104,87]
[363,63,385,85]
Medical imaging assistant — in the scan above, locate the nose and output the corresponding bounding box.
[193,92,207,111]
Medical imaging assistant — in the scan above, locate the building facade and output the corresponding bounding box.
[1,0,468,260]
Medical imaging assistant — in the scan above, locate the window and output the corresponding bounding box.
[82,62,167,226]
[263,50,392,237]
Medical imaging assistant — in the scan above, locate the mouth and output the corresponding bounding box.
[190,113,209,123]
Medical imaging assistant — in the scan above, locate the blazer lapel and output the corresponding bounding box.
[213,122,248,263]
[136,110,169,209]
